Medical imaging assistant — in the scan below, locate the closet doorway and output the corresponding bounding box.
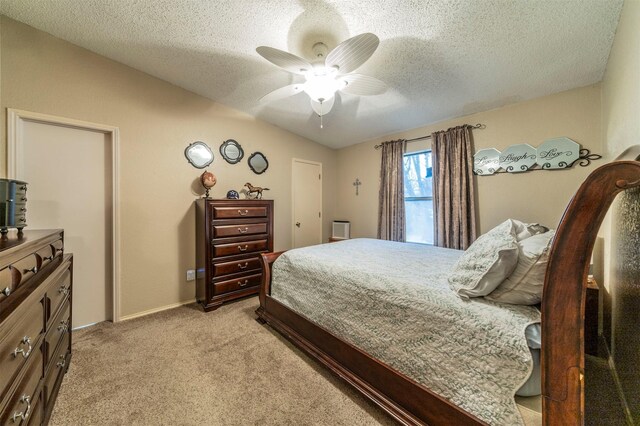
[292,158,322,248]
[8,109,120,328]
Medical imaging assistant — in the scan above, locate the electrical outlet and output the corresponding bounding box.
[186,269,196,281]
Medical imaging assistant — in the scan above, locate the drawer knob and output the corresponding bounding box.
[23,266,38,274]
[20,197,27,202]
[20,207,27,212]
[56,248,63,253]
[58,319,70,334]
[1,287,10,296]
[237,245,249,252]
[11,394,31,423]
[238,279,249,287]
[238,227,249,234]
[19,185,27,191]
[238,209,249,216]
[57,355,66,369]
[12,336,32,359]
[238,262,249,270]
[58,286,70,296]
[43,255,54,261]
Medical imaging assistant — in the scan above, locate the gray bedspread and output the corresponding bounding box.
[271,238,541,425]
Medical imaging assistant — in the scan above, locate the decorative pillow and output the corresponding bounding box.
[512,219,550,241]
[448,219,519,298]
[486,230,556,305]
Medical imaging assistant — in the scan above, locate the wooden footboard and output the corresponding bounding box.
[256,252,485,426]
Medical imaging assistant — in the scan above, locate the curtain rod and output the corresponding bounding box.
[374,123,486,150]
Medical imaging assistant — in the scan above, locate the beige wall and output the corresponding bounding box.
[0,17,338,317]
[602,0,639,159]
[336,85,602,237]
[600,0,640,292]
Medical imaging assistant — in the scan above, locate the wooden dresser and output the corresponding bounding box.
[0,230,72,425]
[196,199,273,311]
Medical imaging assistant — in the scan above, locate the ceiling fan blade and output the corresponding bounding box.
[338,74,387,96]
[310,96,335,116]
[256,46,313,75]
[259,84,304,103]
[325,33,380,74]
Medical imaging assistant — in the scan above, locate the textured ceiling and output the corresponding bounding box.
[1,0,623,149]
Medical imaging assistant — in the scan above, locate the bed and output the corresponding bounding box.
[256,151,640,425]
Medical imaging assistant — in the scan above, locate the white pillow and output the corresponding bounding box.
[512,219,550,241]
[448,219,519,298]
[486,230,556,305]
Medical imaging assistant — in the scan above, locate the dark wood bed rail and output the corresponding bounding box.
[542,155,640,424]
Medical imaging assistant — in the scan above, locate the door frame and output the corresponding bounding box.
[7,108,122,322]
[291,158,323,248]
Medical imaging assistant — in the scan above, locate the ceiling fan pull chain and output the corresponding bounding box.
[320,101,324,129]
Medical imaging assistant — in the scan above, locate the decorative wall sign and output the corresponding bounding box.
[537,138,579,169]
[473,138,602,176]
[473,148,501,175]
[499,144,537,173]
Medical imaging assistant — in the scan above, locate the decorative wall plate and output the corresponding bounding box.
[219,139,244,164]
[473,148,501,175]
[185,141,214,169]
[537,137,580,169]
[248,152,269,174]
[499,144,537,173]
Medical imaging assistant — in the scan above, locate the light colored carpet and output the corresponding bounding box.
[50,297,541,425]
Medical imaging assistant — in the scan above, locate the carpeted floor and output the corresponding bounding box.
[50,297,541,425]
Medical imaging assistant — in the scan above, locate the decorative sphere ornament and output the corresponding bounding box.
[200,171,217,198]
[226,190,240,200]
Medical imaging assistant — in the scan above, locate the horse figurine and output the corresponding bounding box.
[244,182,270,199]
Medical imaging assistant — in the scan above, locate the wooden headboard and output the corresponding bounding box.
[542,146,640,424]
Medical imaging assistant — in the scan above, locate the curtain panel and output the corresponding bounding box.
[377,139,407,242]
[431,125,477,250]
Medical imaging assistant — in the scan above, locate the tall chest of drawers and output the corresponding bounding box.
[0,230,72,425]
[196,199,273,311]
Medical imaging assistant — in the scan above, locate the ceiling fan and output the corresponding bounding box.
[256,33,387,127]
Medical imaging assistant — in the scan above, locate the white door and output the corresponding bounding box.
[19,121,112,328]
[292,159,322,248]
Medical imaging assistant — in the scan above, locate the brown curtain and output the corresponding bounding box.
[431,125,477,250]
[377,139,406,241]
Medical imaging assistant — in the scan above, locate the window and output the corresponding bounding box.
[403,151,434,244]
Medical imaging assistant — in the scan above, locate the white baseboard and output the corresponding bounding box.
[118,299,196,322]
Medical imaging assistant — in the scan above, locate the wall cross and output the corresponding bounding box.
[353,178,362,196]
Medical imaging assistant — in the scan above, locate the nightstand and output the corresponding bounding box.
[585,276,599,356]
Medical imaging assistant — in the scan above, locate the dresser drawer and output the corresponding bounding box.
[50,239,64,259]
[214,273,261,294]
[0,300,43,398]
[213,257,262,276]
[25,395,42,426]
[1,349,42,426]
[35,245,55,269]
[212,222,267,238]
[211,206,267,219]
[10,254,40,290]
[45,301,70,371]
[0,268,13,304]
[45,268,71,326]
[44,332,69,409]
[213,239,268,257]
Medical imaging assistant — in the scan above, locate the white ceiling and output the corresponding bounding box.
[1,0,623,149]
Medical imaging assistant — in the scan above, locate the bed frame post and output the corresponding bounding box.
[256,251,284,321]
[542,159,640,425]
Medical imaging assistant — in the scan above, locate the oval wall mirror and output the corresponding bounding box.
[219,139,244,164]
[185,141,214,169]
[248,152,269,174]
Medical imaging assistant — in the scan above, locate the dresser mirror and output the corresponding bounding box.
[219,139,244,164]
[185,141,214,168]
[248,152,269,174]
